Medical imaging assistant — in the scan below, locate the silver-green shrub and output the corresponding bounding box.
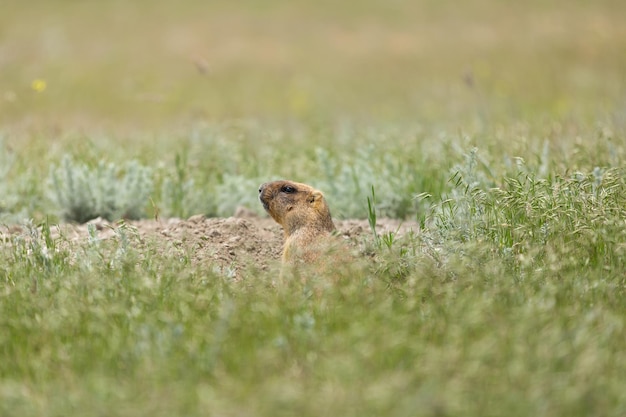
[315,147,421,219]
[214,174,266,217]
[160,153,217,218]
[433,147,494,241]
[49,156,154,223]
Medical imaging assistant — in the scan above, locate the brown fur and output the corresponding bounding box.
[259,180,336,264]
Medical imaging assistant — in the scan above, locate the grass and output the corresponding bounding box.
[2,0,626,415]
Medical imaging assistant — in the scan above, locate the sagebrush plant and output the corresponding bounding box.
[49,156,154,222]
[159,152,218,218]
[315,146,429,219]
[434,147,494,242]
[214,174,267,217]
[167,142,442,220]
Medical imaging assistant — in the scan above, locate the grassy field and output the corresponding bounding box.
[2,0,626,415]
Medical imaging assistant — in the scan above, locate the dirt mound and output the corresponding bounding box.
[4,213,420,277]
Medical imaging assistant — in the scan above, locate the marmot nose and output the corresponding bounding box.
[258,183,267,194]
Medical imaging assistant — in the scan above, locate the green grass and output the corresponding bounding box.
[2,185,626,416]
[2,0,626,415]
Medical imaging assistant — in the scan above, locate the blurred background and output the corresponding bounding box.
[2,0,625,133]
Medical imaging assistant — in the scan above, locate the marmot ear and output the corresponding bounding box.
[308,191,323,204]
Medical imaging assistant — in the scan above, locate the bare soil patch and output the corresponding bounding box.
[3,213,420,275]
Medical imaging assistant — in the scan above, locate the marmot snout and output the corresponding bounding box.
[259,180,336,263]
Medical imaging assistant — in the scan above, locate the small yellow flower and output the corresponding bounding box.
[31,79,47,92]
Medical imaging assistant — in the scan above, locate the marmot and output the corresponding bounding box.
[258,180,337,264]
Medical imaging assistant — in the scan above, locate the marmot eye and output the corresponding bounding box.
[281,185,296,193]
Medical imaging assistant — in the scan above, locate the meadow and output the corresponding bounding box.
[1,0,626,415]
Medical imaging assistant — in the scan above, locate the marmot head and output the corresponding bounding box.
[258,180,335,235]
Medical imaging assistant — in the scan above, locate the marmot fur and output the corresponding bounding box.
[259,180,337,264]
